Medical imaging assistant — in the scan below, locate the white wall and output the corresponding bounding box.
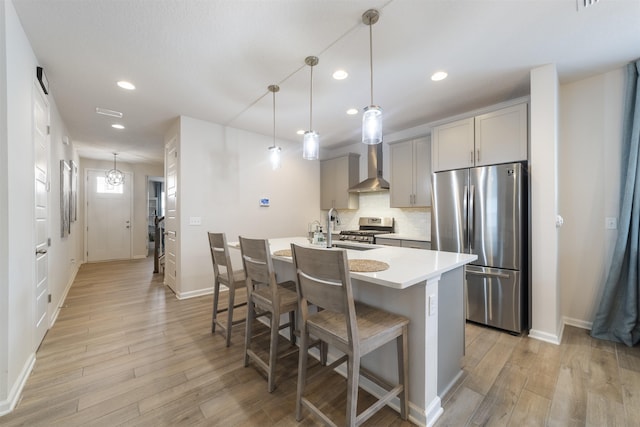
[0,0,9,407]
[170,116,320,298]
[0,0,83,413]
[5,0,38,410]
[529,64,561,343]
[79,158,163,260]
[558,68,624,328]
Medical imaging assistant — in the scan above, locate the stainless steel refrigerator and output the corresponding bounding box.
[431,162,528,333]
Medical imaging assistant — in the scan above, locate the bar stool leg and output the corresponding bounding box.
[225,286,235,347]
[244,300,255,367]
[295,328,309,421]
[397,325,409,420]
[211,279,220,333]
[346,354,360,427]
[267,309,280,393]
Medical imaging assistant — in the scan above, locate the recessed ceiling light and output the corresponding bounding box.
[346,108,358,115]
[333,70,348,80]
[431,71,448,81]
[96,107,123,118]
[117,80,136,90]
[296,129,305,135]
[112,124,125,130]
[117,81,136,90]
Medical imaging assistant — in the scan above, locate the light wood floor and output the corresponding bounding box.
[2,257,639,426]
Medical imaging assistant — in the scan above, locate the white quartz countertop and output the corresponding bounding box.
[376,233,431,242]
[260,237,476,290]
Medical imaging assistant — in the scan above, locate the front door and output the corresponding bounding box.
[86,169,132,261]
[33,81,50,348]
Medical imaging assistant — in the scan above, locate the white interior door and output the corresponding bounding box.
[33,81,50,348]
[86,169,133,262]
[164,139,177,292]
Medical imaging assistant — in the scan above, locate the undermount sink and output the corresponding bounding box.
[331,243,377,251]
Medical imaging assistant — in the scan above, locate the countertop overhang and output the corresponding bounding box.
[264,237,477,290]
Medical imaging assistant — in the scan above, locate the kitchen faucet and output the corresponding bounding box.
[327,208,339,248]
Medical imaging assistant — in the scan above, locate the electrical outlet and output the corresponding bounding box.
[428,294,437,316]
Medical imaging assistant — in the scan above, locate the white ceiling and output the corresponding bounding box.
[12,0,640,164]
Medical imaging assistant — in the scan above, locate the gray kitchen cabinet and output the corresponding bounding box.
[320,153,359,210]
[389,137,431,208]
[375,237,402,247]
[432,102,528,172]
[376,237,431,249]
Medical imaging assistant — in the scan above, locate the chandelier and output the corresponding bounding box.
[105,152,124,186]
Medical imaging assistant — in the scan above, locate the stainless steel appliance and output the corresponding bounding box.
[431,162,528,333]
[339,217,394,244]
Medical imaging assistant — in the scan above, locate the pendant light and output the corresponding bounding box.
[362,9,382,145]
[105,152,124,186]
[268,84,282,170]
[303,56,319,160]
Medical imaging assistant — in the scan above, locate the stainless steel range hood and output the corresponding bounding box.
[348,143,390,193]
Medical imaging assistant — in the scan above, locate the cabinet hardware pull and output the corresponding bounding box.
[470,151,474,164]
[477,149,480,163]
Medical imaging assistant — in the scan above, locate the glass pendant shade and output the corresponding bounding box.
[362,105,383,145]
[105,153,124,186]
[303,131,319,160]
[269,145,281,170]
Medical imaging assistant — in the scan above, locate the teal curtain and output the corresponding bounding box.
[591,59,640,347]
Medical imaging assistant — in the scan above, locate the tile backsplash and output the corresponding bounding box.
[318,192,431,239]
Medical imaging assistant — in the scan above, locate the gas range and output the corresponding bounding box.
[339,217,394,244]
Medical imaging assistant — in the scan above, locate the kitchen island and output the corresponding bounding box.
[263,237,477,427]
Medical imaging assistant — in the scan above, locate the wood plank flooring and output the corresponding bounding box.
[436,320,640,427]
[2,257,639,426]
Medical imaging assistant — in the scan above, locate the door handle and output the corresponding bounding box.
[36,249,47,255]
[468,185,475,253]
[466,270,510,279]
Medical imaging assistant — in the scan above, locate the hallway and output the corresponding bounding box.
[0,258,410,426]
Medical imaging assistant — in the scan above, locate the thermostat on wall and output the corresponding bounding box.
[259,198,270,207]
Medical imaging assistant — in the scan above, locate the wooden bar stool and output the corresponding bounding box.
[239,236,298,392]
[290,243,409,427]
[208,232,247,347]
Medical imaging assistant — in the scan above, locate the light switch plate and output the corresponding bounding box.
[605,217,617,230]
[189,216,201,226]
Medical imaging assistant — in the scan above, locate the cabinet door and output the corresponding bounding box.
[413,137,431,207]
[320,159,336,209]
[389,141,414,207]
[320,154,359,210]
[432,117,474,172]
[475,103,528,166]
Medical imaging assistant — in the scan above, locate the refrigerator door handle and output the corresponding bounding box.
[468,185,475,253]
[463,185,469,252]
[466,270,511,279]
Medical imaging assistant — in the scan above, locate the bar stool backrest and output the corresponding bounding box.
[290,244,358,346]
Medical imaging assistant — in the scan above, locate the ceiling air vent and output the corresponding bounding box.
[577,0,600,11]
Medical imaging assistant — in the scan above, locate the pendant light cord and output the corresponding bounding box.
[309,64,314,130]
[369,21,374,105]
[272,89,276,148]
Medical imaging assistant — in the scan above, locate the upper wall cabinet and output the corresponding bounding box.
[389,137,431,208]
[432,103,528,172]
[320,153,359,210]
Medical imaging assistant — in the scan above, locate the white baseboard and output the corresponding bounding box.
[132,254,147,260]
[563,316,592,330]
[0,353,36,416]
[49,262,81,327]
[528,328,562,345]
[176,287,213,300]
